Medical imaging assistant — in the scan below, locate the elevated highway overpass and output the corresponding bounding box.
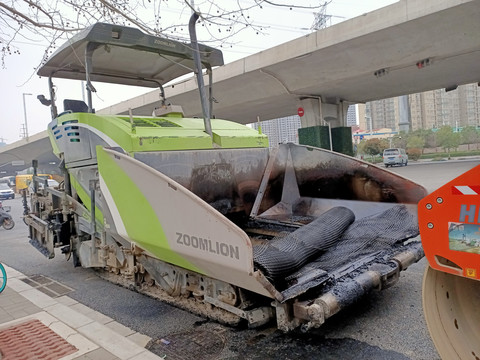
[2,0,480,171]
[101,0,480,127]
[0,132,59,177]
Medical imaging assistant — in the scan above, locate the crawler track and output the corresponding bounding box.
[97,270,244,327]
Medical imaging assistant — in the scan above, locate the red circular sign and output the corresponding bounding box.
[298,107,305,117]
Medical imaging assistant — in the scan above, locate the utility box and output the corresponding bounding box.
[298,125,353,156]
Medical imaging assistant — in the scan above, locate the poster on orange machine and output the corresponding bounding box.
[448,222,480,254]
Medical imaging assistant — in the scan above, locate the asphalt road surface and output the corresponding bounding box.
[1,159,479,360]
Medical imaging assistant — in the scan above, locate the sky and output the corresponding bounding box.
[0,0,397,145]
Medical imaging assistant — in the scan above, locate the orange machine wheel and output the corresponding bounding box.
[423,266,480,360]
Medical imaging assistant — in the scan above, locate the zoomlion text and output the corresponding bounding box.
[176,232,240,260]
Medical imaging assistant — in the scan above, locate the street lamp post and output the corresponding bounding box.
[365,115,373,137]
[324,116,337,152]
[22,93,32,141]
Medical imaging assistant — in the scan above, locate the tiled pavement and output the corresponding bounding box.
[0,264,164,360]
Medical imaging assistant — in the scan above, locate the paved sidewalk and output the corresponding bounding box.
[0,264,164,360]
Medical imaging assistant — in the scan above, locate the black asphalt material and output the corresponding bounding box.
[253,206,355,281]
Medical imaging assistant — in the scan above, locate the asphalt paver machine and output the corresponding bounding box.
[26,17,429,332]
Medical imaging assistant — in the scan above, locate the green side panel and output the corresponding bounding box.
[331,127,354,156]
[96,147,201,273]
[57,113,268,153]
[69,175,104,225]
[60,113,135,151]
[212,130,269,148]
[131,128,213,151]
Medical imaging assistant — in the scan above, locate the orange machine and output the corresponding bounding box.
[418,165,480,360]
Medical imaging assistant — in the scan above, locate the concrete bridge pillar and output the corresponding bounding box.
[297,98,353,155]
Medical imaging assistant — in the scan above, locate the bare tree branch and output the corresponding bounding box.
[0,2,81,32]
[0,0,323,70]
[259,0,326,10]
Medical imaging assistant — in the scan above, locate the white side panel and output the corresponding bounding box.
[101,148,273,297]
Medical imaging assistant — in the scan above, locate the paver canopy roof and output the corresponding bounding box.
[37,22,224,88]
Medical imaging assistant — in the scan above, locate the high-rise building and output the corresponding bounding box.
[357,103,367,130]
[365,82,480,132]
[251,115,301,147]
[346,105,357,127]
[458,84,480,127]
[367,98,398,131]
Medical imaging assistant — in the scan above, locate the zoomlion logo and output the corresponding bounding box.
[176,232,240,260]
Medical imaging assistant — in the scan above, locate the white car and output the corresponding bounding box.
[0,183,15,200]
[383,148,408,167]
[44,179,60,188]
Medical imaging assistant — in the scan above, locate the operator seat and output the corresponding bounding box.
[63,99,89,113]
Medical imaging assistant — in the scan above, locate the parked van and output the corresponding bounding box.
[383,148,408,167]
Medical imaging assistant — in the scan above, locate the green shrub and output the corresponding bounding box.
[420,150,480,160]
[407,148,422,161]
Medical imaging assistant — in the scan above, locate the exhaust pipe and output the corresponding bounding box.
[189,12,213,139]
